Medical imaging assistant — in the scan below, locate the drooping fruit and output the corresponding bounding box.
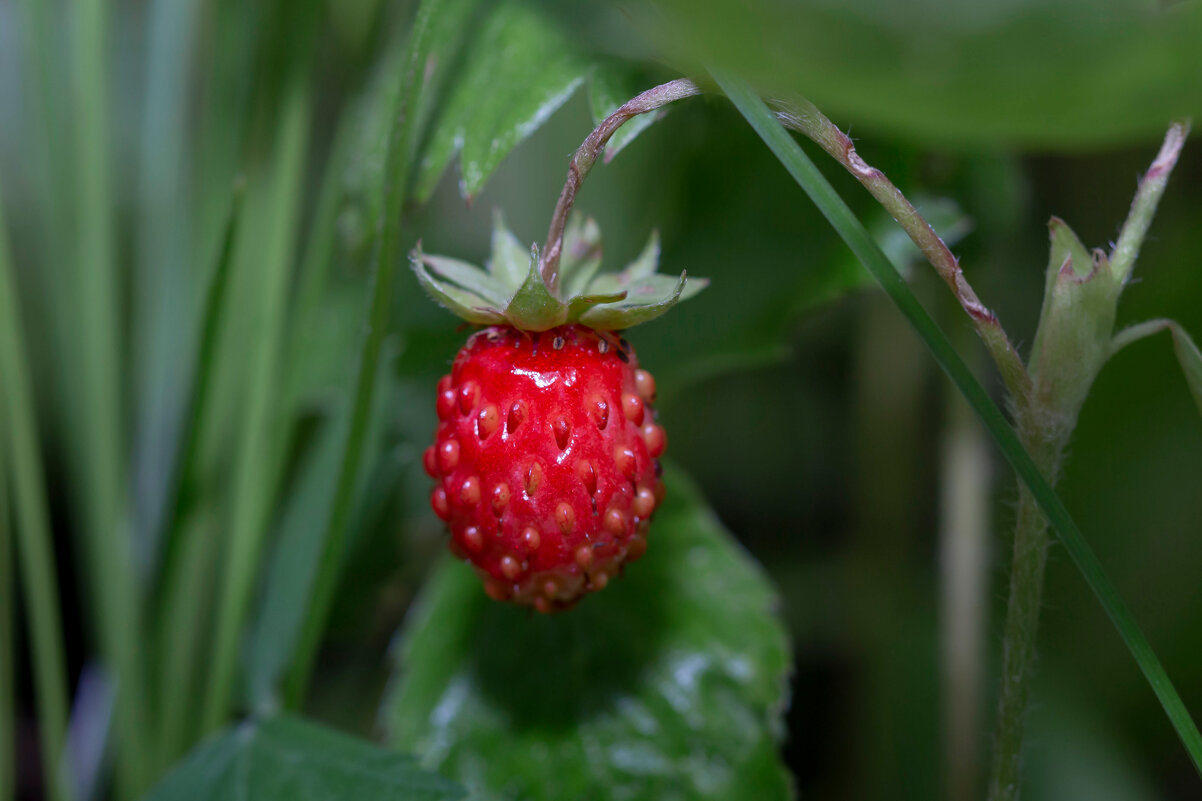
[414,213,705,611]
[425,325,666,612]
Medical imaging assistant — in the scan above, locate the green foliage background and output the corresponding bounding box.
[0,0,1200,799]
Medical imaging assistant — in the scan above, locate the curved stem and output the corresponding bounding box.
[539,78,701,293]
[772,96,1030,400]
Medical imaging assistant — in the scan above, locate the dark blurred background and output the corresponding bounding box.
[1,0,1200,799]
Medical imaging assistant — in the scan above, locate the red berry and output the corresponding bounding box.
[427,325,665,612]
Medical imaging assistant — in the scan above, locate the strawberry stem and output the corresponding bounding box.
[540,78,701,294]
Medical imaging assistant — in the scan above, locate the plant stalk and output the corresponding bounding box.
[772,96,1030,400]
[539,78,701,293]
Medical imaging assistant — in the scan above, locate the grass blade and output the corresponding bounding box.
[0,179,73,801]
[0,350,13,801]
[713,68,1202,780]
[150,181,244,767]
[281,0,456,707]
[201,82,311,734]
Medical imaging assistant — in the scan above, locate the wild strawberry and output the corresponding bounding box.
[413,213,705,611]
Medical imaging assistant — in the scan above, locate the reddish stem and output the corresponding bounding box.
[540,78,701,293]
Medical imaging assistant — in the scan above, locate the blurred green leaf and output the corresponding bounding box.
[383,465,793,801]
[413,0,592,201]
[623,0,1202,147]
[141,715,465,801]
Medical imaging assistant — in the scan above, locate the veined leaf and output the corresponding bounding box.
[140,716,465,801]
[383,465,793,801]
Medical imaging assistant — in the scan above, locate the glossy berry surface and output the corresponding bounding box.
[425,324,666,612]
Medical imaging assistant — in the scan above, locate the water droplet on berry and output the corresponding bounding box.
[614,445,637,479]
[430,487,449,520]
[575,544,594,569]
[556,501,576,534]
[507,401,527,435]
[642,423,666,457]
[521,527,540,552]
[457,381,478,415]
[634,369,656,402]
[543,578,559,598]
[591,571,610,591]
[484,579,508,601]
[437,438,459,472]
[459,475,481,505]
[575,460,597,495]
[477,404,499,439]
[603,507,627,536]
[500,555,522,580]
[524,463,543,496]
[622,393,645,425]
[553,417,570,450]
[462,526,483,552]
[633,486,656,519]
[590,396,609,430]
[534,596,552,614]
[491,482,510,515]
[422,445,438,477]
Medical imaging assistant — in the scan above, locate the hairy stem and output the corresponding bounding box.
[772,96,1030,400]
[539,78,701,293]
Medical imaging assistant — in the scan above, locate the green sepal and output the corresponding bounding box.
[413,214,707,332]
[412,248,506,325]
[503,245,570,331]
[1029,217,1122,420]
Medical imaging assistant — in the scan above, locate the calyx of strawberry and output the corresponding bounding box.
[412,212,707,331]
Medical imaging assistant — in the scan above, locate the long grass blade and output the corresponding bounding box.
[0,364,14,801]
[201,82,311,734]
[0,178,73,801]
[713,68,1202,780]
[281,0,454,708]
[151,181,245,767]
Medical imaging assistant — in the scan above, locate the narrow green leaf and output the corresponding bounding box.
[1112,319,1202,418]
[284,0,472,708]
[590,59,664,160]
[0,179,73,801]
[623,229,662,281]
[203,82,310,734]
[0,374,14,801]
[141,716,465,801]
[384,464,792,801]
[413,0,592,201]
[715,69,1202,780]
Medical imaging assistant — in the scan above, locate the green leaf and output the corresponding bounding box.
[1111,319,1202,418]
[590,59,664,160]
[383,464,793,801]
[413,0,592,201]
[578,272,704,329]
[715,68,1202,781]
[631,0,1202,147]
[141,716,465,801]
[420,254,509,307]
